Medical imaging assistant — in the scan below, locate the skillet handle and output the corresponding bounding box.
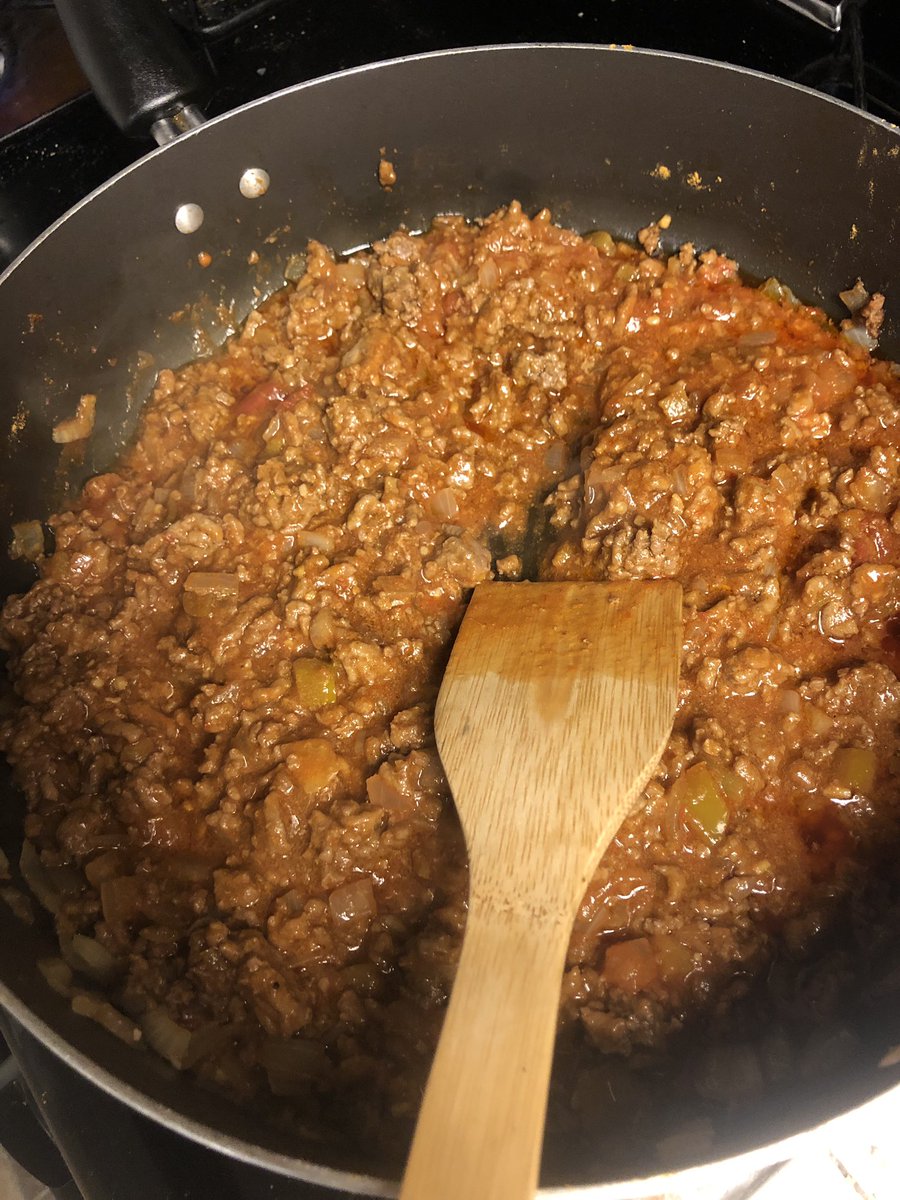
[54,0,210,142]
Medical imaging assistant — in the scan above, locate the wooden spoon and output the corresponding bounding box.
[399,579,682,1200]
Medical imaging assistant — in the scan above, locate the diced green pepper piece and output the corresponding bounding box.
[670,763,729,844]
[760,276,798,307]
[708,763,747,804]
[292,659,337,710]
[586,229,616,255]
[614,261,640,285]
[833,746,877,794]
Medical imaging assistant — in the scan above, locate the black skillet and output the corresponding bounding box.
[1,1,899,1194]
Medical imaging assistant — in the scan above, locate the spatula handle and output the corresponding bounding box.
[400,902,569,1200]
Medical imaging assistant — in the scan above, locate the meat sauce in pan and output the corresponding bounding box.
[2,203,900,1164]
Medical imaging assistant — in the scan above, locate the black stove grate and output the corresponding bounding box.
[163,0,284,35]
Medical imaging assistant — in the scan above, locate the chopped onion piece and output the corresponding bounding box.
[328,876,377,924]
[71,992,141,1045]
[226,436,257,462]
[714,444,750,474]
[183,571,239,597]
[366,770,408,812]
[19,840,60,915]
[737,330,777,349]
[9,520,45,563]
[843,324,878,352]
[38,956,74,997]
[478,257,499,288]
[296,529,335,552]
[52,393,96,443]
[603,937,659,993]
[183,571,239,617]
[759,277,798,307]
[430,488,459,521]
[62,933,118,984]
[309,606,337,650]
[140,1007,192,1068]
[1,886,35,924]
[372,573,417,595]
[839,279,869,314]
[807,706,834,736]
[283,737,345,794]
[770,463,795,493]
[778,689,802,714]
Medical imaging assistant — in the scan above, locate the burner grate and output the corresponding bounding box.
[162,0,284,36]
[774,0,844,31]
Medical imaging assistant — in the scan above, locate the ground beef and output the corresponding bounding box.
[3,202,900,1164]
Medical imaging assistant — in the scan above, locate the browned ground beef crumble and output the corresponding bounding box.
[3,203,900,1163]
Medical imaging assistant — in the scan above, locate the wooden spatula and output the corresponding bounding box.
[400,580,682,1200]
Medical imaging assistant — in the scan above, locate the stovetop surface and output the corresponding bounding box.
[1,1,898,1197]
[0,0,897,273]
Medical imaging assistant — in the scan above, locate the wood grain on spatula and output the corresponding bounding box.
[400,580,682,1200]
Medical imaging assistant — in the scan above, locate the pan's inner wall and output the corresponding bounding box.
[1,45,899,1193]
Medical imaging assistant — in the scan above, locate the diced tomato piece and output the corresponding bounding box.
[849,513,898,565]
[233,379,287,418]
